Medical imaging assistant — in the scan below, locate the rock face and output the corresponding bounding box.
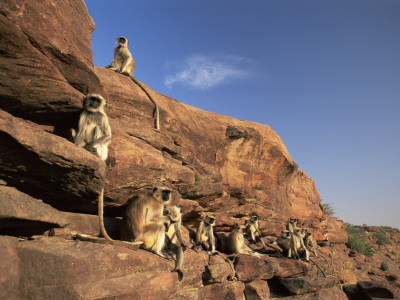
[0,186,68,236]
[0,0,360,299]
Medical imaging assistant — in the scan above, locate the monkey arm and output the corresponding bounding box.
[74,114,88,148]
[89,117,112,147]
[174,221,185,248]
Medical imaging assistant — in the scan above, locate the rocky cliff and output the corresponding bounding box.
[2,1,396,299]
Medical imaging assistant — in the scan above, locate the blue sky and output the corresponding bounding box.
[85,0,400,228]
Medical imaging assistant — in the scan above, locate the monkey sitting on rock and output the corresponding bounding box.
[106,36,160,130]
[70,93,112,241]
[194,215,216,253]
[228,223,263,257]
[70,93,111,161]
[164,205,185,281]
[121,187,172,258]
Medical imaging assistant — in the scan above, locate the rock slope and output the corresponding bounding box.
[1,1,385,299]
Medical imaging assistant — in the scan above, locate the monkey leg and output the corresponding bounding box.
[249,231,256,243]
[167,243,184,281]
[202,241,212,253]
[144,224,168,258]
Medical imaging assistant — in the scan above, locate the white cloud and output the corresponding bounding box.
[165,55,252,90]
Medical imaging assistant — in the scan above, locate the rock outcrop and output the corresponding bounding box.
[5,0,396,299]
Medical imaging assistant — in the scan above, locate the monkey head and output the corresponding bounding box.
[289,218,298,224]
[250,215,258,222]
[232,223,246,233]
[164,206,181,223]
[83,94,106,113]
[116,36,129,47]
[204,216,215,226]
[152,187,171,203]
[281,230,291,239]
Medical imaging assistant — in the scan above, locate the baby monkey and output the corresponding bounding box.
[164,205,185,281]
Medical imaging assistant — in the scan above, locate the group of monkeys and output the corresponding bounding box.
[69,36,327,282]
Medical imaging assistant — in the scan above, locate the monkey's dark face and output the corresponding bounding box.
[282,230,291,239]
[84,94,105,112]
[251,216,258,222]
[161,189,171,202]
[117,36,128,46]
[152,187,171,203]
[206,216,215,225]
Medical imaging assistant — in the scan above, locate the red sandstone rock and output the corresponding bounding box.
[264,257,313,278]
[0,0,347,242]
[277,276,340,295]
[244,279,270,300]
[201,281,245,300]
[0,186,68,236]
[203,253,235,284]
[357,280,398,299]
[16,237,208,299]
[0,109,106,212]
[234,255,274,282]
[0,236,20,299]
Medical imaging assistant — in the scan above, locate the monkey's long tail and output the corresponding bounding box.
[98,188,113,241]
[129,74,160,130]
[214,251,237,281]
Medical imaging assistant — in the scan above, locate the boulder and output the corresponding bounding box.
[0,0,101,131]
[16,237,208,299]
[277,276,340,295]
[234,255,274,282]
[264,257,313,278]
[0,236,20,300]
[0,109,106,212]
[357,280,398,299]
[270,286,347,300]
[0,186,68,236]
[203,253,235,284]
[201,281,245,300]
[244,279,270,300]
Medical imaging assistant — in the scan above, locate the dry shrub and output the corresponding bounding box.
[332,264,358,284]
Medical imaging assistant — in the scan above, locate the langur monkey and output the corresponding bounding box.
[71,94,112,161]
[121,187,171,258]
[323,230,329,241]
[228,224,263,257]
[106,36,160,130]
[277,230,292,257]
[164,205,185,281]
[195,216,216,253]
[245,215,267,248]
[70,93,112,241]
[289,228,310,261]
[194,216,237,280]
[286,218,298,233]
[303,229,318,257]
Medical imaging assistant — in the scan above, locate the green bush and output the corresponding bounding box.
[346,226,375,257]
[380,262,388,271]
[322,202,335,216]
[373,231,392,245]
